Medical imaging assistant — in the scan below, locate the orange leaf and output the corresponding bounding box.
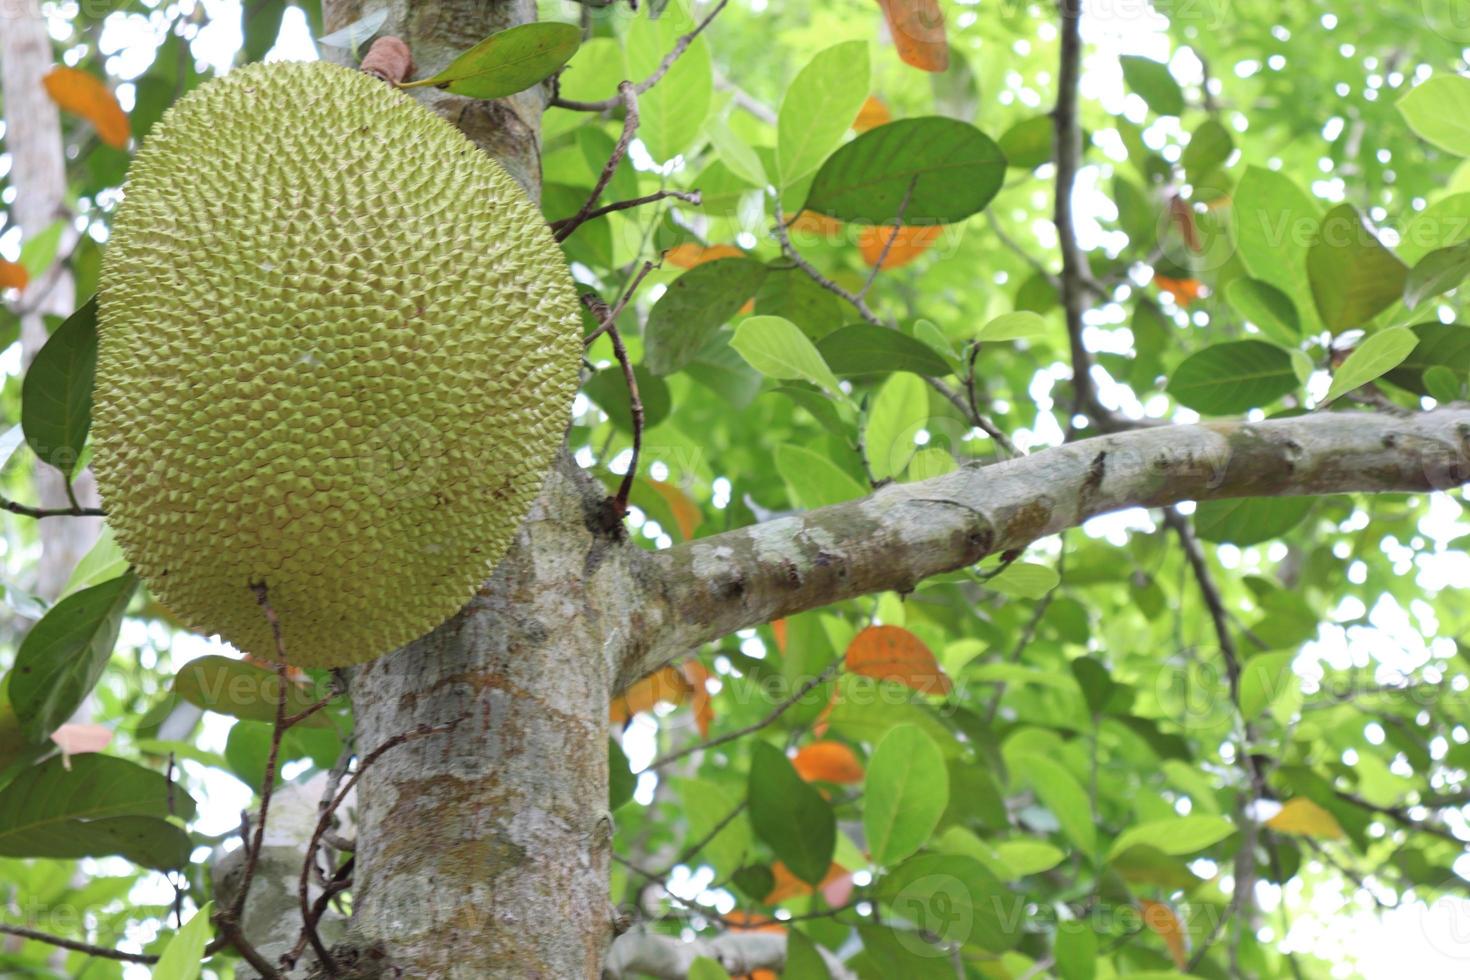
[1266,797,1345,840]
[610,664,690,723]
[0,260,28,291]
[764,861,847,904]
[43,67,130,149]
[726,911,784,933]
[858,225,942,270]
[792,741,865,784]
[854,95,891,133]
[876,0,949,73]
[845,624,952,695]
[770,618,788,653]
[649,480,703,540]
[1153,274,1204,305]
[789,210,844,239]
[1139,899,1188,969]
[681,660,715,737]
[664,242,745,269]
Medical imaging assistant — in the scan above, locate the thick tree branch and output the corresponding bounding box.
[624,409,1470,685]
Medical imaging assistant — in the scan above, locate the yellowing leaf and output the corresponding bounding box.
[771,618,788,652]
[681,659,715,737]
[0,260,28,291]
[854,94,892,132]
[610,665,690,723]
[43,67,130,149]
[792,740,865,784]
[1266,797,1345,839]
[858,225,942,270]
[1139,899,1188,969]
[649,480,703,540]
[665,242,746,269]
[790,210,844,238]
[845,624,953,695]
[876,0,949,73]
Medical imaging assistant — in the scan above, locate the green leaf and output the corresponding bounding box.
[676,778,751,874]
[1054,925,1099,980]
[1424,364,1464,403]
[729,315,842,393]
[1399,75,1470,156]
[406,22,580,99]
[1019,755,1095,856]
[803,117,1006,226]
[1383,323,1470,394]
[775,443,868,508]
[1166,340,1298,415]
[864,371,929,482]
[1107,815,1235,861]
[1194,497,1313,546]
[243,0,286,62]
[1225,278,1299,344]
[627,1,712,160]
[1232,167,1322,333]
[777,40,870,186]
[874,853,1017,951]
[60,524,128,597]
[1322,326,1419,404]
[1404,241,1470,309]
[1120,55,1184,116]
[706,115,766,187]
[583,366,671,431]
[172,655,334,727]
[609,739,634,811]
[1240,651,1296,721]
[0,754,195,868]
[977,310,1048,342]
[643,258,768,374]
[748,741,835,884]
[998,115,1054,170]
[784,930,832,980]
[688,957,733,980]
[1182,118,1234,182]
[9,570,137,743]
[152,902,213,980]
[987,561,1060,599]
[816,324,952,376]
[993,839,1066,876]
[22,296,97,478]
[1307,205,1408,332]
[865,724,948,866]
[753,266,845,342]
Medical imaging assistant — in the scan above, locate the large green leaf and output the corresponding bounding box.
[1019,754,1095,857]
[1108,815,1235,861]
[864,724,948,866]
[753,266,846,342]
[1194,497,1313,546]
[816,324,951,377]
[802,117,1006,226]
[9,570,137,742]
[172,655,333,727]
[1322,327,1419,404]
[582,366,672,432]
[0,754,195,868]
[777,40,870,186]
[874,853,1018,951]
[1398,74,1470,156]
[643,258,768,374]
[626,1,711,161]
[864,371,929,482]
[1307,205,1408,333]
[1225,278,1299,344]
[729,315,842,393]
[1182,118,1234,182]
[1120,55,1184,116]
[747,741,835,885]
[1383,323,1470,394]
[1232,167,1322,333]
[405,22,580,99]
[784,930,832,980]
[1404,241,1470,309]
[775,443,867,509]
[21,296,97,479]
[675,777,752,875]
[152,902,213,980]
[1166,340,1298,415]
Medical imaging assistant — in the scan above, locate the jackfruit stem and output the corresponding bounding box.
[361,36,415,86]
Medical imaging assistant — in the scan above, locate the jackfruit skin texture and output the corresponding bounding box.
[93,61,581,668]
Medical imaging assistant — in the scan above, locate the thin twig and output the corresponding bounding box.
[668,800,747,872]
[646,657,844,771]
[772,199,882,327]
[551,83,641,242]
[0,493,105,519]
[607,322,643,517]
[551,0,731,111]
[964,344,1020,458]
[584,259,659,346]
[0,923,157,963]
[295,720,462,974]
[554,190,702,238]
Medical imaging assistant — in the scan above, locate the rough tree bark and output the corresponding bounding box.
[1,0,102,600]
[288,3,1470,978]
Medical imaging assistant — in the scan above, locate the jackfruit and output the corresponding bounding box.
[92,61,581,667]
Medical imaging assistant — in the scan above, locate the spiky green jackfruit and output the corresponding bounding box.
[93,61,581,667]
